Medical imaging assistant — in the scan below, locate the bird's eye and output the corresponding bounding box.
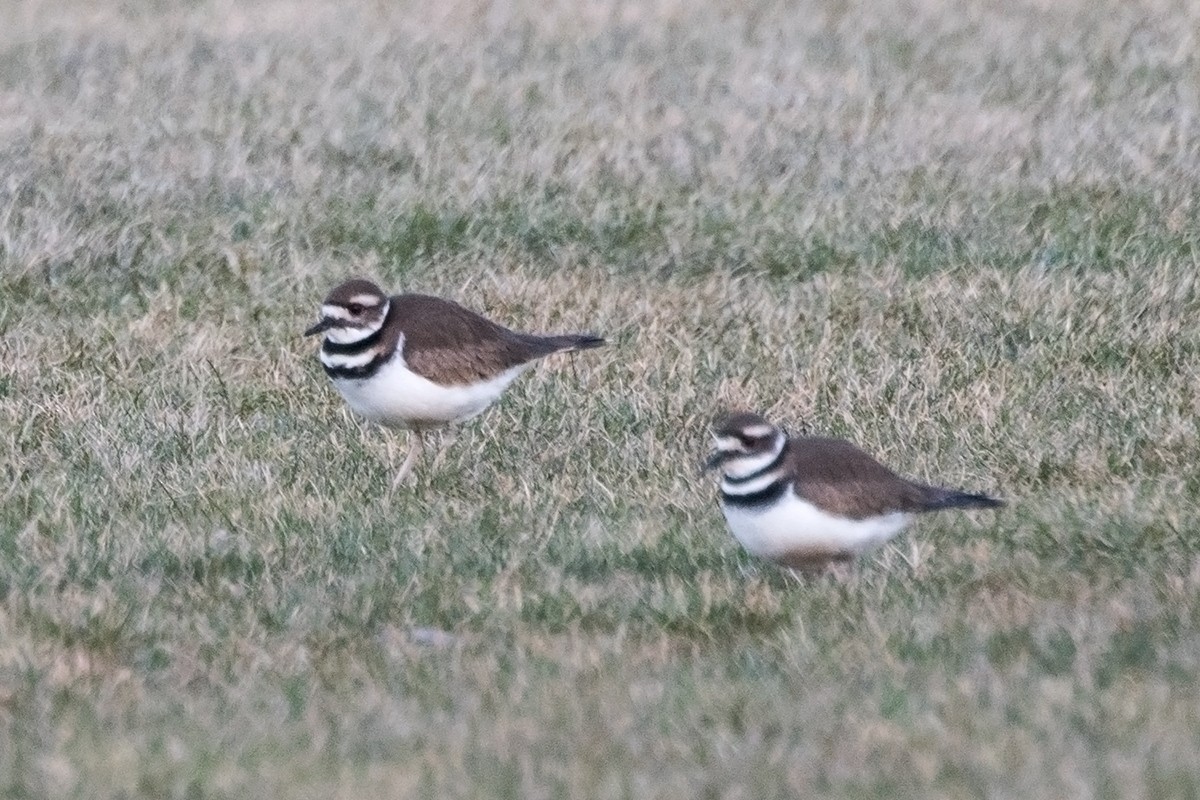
[737,433,757,447]
[346,303,364,314]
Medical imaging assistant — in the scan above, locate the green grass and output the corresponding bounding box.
[3,0,1200,796]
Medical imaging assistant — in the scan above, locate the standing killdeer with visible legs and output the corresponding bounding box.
[704,412,1003,571]
[305,278,605,484]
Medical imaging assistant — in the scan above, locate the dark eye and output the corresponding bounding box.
[737,433,757,447]
[346,303,364,314]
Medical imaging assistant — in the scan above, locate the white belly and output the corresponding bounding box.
[720,487,911,560]
[330,356,528,428]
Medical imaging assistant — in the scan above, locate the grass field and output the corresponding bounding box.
[3,0,1200,796]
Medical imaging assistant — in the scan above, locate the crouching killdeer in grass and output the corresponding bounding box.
[305,278,605,485]
[704,412,1003,572]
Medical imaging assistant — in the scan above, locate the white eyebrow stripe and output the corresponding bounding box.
[742,424,776,438]
[348,294,383,307]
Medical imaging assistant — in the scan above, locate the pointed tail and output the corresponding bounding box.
[541,333,606,353]
[922,488,1005,512]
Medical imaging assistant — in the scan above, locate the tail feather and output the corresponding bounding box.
[922,488,1005,512]
[540,333,606,354]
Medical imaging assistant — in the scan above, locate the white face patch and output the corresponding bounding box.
[719,431,786,480]
[318,300,389,344]
[325,326,373,345]
[321,304,352,321]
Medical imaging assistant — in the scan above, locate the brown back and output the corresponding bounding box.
[784,436,936,519]
[385,294,577,385]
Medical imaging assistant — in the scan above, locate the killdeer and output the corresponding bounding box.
[305,278,605,484]
[704,412,1003,571]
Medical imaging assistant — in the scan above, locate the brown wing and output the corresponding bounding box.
[784,437,936,519]
[388,294,568,386]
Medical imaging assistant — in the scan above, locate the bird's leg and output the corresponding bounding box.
[429,427,455,471]
[392,429,425,488]
[822,556,855,583]
[781,554,854,582]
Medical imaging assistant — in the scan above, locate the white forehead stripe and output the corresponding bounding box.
[741,424,776,438]
[321,304,352,321]
[714,435,741,451]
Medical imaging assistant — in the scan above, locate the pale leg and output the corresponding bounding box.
[429,428,454,471]
[782,555,854,582]
[821,558,855,582]
[392,430,425,488]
